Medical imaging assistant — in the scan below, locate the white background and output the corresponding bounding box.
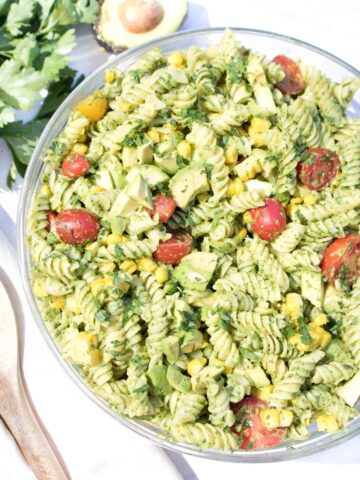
[1,1,360,478]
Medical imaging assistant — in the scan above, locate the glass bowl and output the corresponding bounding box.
[18,27,360,462]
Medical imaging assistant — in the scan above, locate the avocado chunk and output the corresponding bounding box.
[95,0,188,53]
[136,142,153,164]
[301,271,324,308]
[166,365,191,393]
[325,339,351,363]
[174,252,217,291]
[162,336,180,364]
[107,215,127,234]
[154,152,178,174]
[169,165,209,208]
[109,190,138,217]
[338,371,360,406]
[147,365,171,394]
[179,329,203,354]
[126,172,153,209]
[127,164,169,187]
[122,147,138,171]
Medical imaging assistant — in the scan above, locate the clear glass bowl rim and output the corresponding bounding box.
[17,27,360,463]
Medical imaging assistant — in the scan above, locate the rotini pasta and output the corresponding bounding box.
[28,30,360,452]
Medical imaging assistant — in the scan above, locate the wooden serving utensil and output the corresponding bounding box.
[0,279,70,480]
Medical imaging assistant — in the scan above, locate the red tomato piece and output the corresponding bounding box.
[147,195,176,223]
[248,198,286,241]
[55,209,100,244]
[273,55,305,95]
[46,211,58,232]
[231,397,285,450]
[61,153,91,178]
[321,233,360,286]
[297,148,340,191]
[153,231,192,264]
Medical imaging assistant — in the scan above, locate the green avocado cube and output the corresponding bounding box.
[174,252,217,291]
[169,165,209,208]
[166,365,191,393]
[147,365,171,395]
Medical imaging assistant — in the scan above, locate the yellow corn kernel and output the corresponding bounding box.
[89,185,104,194]
[223,365,233,374]
[154,266,168,283]
[164,122,177,132]
[78,134,87,143]
[279,410,294,427]
[210,359,224,368]
[252,385,274,401]
[238,227,247,240]
[248,117,271,147]
[147,129,160,143]
[317,414,338,432]
[119,259,137,274]
[168,51,185,68]
[85,241,98,254]
[227,178,245,197]
[105,69,115,83]
[286,204,299,217]
[137,257,157,272]
[281,293,303,321]
[33,282,48,298]
[119,101,131,113]
[41,185,52,197]
[320,330,332,348]
[72,143,88,155]
[290,197,303,205]
[187,358,207,376]
[259,408,280,429]
[99,262,116,273]
[90,276,113,295]
[176,140,192,159]
[107,233,128,245]
[243,211,252,224]
[49,296,65,309]
[225,146,238,165]
[313,313,328,327]
[303,194,316,206]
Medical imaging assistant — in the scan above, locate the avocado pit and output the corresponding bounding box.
[118,0,164,34]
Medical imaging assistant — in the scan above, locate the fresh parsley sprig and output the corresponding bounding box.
[0,0,99,188]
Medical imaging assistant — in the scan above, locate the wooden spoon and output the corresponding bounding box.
[0,279,70,479]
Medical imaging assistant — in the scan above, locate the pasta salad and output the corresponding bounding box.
[28,30,360,451]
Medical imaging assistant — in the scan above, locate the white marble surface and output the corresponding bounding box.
[1,1,360,478]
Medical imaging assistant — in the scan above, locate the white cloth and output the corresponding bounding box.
[1,1,360,478]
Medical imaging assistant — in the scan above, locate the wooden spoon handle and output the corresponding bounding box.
[1,370,70,480]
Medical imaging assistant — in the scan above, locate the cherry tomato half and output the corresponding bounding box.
[153,231,193,264]
[55,209,100,244]
[231,397,286,450]
[273,55,305,95]
[147,195,176,223]
[61,153,91,179]
[46,211,58,232]
[248,198,286,241]
[297,148,340,191]
[321,233,360,286]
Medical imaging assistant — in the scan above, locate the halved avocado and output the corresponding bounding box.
[95,0,188,53]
